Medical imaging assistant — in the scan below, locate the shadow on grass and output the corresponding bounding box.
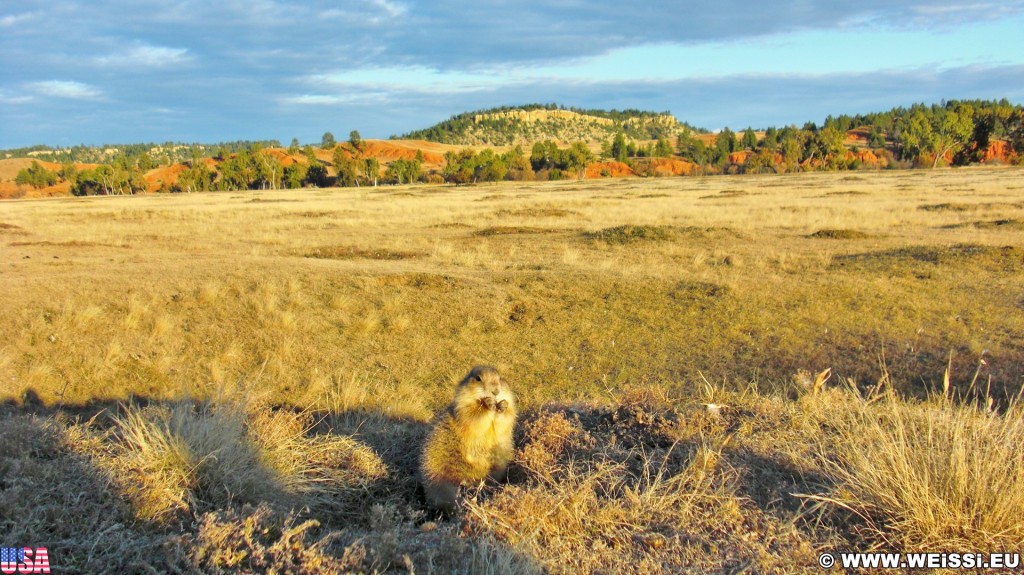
[0,395,544,574]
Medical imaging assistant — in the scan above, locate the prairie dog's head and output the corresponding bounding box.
[453,365,516,416]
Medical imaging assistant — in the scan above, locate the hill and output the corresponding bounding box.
[400,104,705,146]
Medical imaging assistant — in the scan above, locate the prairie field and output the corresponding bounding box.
[2,167,1024,573]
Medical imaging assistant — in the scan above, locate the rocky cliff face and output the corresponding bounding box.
[459,109,685,145]
[472,109,615,126]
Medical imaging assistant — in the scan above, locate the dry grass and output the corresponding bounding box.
[108,401,387,523]
[2,167,1024,572]
[812,391,1024,549]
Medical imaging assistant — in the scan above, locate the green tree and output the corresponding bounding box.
[868,126,886,149]
[283,163,308,188]
[806,126,846,169]
[530,140,560,171]
[473,149,508,182]
[321,132,336,148]
[653,137,674,158]
[217,150,259,190]
[442,149,476,184]
[14,161,59,188]
[59,162,77,183]
[363,158,380,186]
[1007,109,1024,157]
[676,130,708,166]
[713,128,737,166]
[744,147,777,174]
[741,128,758,150]
[501,146,533,181]
[610,132,628,162]
[332,147,359,186]
[760,127,779,150]
[178,161,214,193]
[566,142,594,178]
[71,166,114,195]
[288,138,300,154]
[778,127,804,172]
[349,130,364,151]
[929,104,974,167]
[895,110,934,164]
[384,157,423,184]
[256,150,283,189]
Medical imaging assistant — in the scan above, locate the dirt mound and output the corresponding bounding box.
[646,158,698,176]
[845,148,885,168]
[356,140,446,168]
[0,180,71,199]
[263,148,302,167]
[585,161,635,178]
[982,140,1014,163]
[845,127,871,147]
[0,158,64,182]
[727,150,752,165]
[0,157,81,198]
[144,164,188,192]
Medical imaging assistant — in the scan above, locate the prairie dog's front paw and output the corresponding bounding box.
[481,396,497,410]
[496,399,509,413]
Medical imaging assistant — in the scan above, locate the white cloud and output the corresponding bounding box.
[27,80,103,100]
[0,12,38,27]
[95,44,192,67]
[309,66,511,95]
[0,89,34,104]
[369,0,408,18]
[278,92,394,106]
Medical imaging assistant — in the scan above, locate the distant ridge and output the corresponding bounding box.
[398,104,707,146]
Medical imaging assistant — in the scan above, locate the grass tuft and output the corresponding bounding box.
[583,224,674,244]
[815,393,1024,548]
[109,401,387,522]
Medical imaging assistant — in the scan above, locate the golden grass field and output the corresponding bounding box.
[1,167,1023,573]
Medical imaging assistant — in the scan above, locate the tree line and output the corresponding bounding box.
[10,100,1024,195]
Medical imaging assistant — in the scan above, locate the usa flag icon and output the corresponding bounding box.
[0,547,49,574]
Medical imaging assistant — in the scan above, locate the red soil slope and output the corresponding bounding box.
[0,158,97,199]
[585,161,636,178]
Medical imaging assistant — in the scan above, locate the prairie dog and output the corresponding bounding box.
[420,365,517,513]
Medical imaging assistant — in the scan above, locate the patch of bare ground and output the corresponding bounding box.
[822,190,869,196]
[9,240,131,248]
[428,222,474,229]
[303,245,425,260]
[699,189,749,199]
[807,229,871,239]
[943,218,1024,230]
[831,244,1023,271]
[919,201,1024,212]
[495,207,581,218]
[375,272,465,290]
[584,225,739,244]
[474,226,561,236]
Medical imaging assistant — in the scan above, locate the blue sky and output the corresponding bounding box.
[2,0,1023,148]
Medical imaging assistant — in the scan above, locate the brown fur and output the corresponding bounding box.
[420,365,517,513]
